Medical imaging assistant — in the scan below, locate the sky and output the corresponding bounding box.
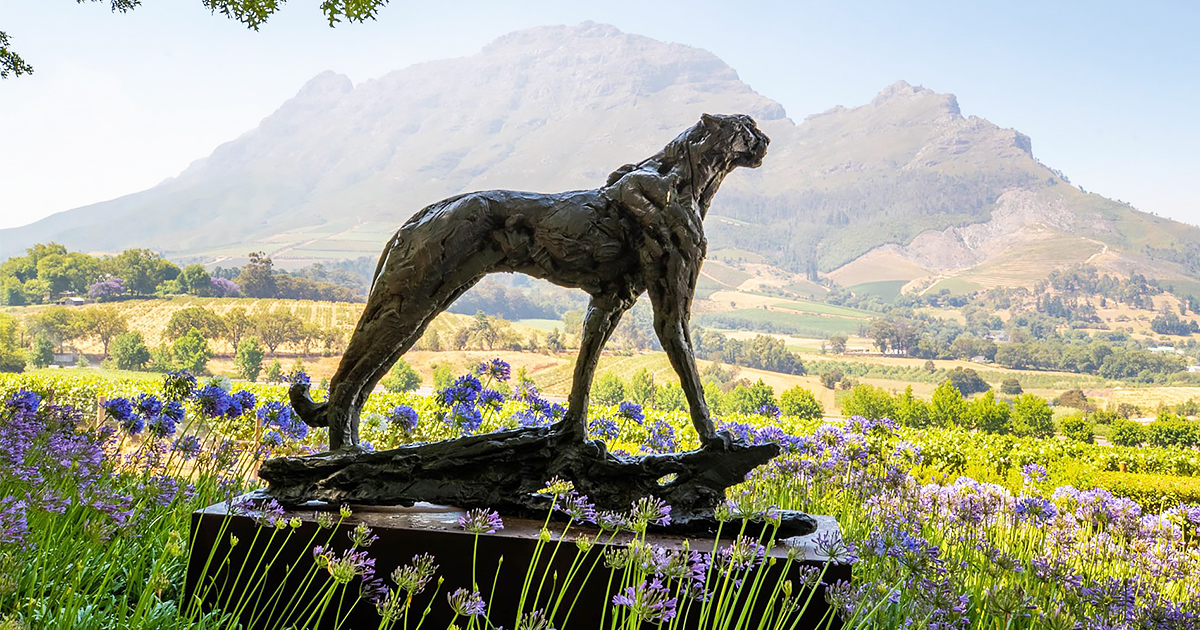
[1,0,1198,231]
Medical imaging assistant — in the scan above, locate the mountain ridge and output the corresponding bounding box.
[3,22,1197,296]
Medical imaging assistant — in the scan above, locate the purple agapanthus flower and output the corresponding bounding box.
[612,577,677,622]
[477,358,511,382]
[386,405,419,432]
[0,496,30,545]
[447,588,487,616]
[458,508,504,534]
[618,401,645,424]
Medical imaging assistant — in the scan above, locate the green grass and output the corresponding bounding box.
[926,277,984,295]
[514,318,565,332]
[849,279,906,302]
[701,261,753,288]
[695,308,865,337]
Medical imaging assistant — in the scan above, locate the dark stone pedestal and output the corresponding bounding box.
[186,496,851,629]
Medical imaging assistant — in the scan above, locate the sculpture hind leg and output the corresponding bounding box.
[556,293,635,439]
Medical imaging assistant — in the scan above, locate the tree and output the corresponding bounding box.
[27,307,83,351]
[82,306,128,357]
[930,380,966,427]
[592,373,626,406]
[893,386,930,428]
[4,1,391,78]
[265,359,283,382]
[819,368,844,390]
[36,252,100,298]
[840,384,895,420]
[179,264,213,296]
[1011,394,1054,438]
[235,337,265,382]
[966,390,1010,434]
[827,335,847,354]
[108,331,150,371]
[31,335,54,369]
[779,386,823,420]
[252,311,305,354]
[628,368,657,407]
[945,367,989,396]
[223,307,252,351]
[1110,419,1145,446]
[165,307,226,342]
[1060,413,1094,443]
[107,248,179,295]
[172,328,211,374]
[237,252,277,298]
[1055,389,1094,411]
[0,313,26,372]
[381,359,421,393]
[999,378,1023,395]
[654,382,687,411]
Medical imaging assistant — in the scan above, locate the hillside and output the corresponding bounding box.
[4,22,1199,293]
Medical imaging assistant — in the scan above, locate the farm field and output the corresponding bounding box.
[2,366,1198,629]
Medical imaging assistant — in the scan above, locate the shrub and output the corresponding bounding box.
[1060,413,1094,443]
[31,335,54,369]
[946,367,989,396]
[893,386,930,428]
[1056,389,1094,411]
[381,359,421,393]
[930,380,966,427]
[1094,471,1200,511]
[591,372,625,405]
[628,368,657,406]
[234,337,265,382]
[999,378,1023,395]
[967,390,1010,434]
[108,331,150,371]
[654,382,687,411]
[819,368,843,389]
[1110,420,1145,447]
[172,328,211,375]
[265,359,283,382]
[1011,394,1054,438]
[1145,420,1200,448]
[779,386,823,420]
[841,383,895,420]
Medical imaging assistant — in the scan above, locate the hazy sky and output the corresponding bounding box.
[1,0,1197,231]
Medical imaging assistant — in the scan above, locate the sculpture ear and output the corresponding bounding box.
[701,113,721,129]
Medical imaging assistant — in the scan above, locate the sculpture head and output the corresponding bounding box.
[698,113,770,168]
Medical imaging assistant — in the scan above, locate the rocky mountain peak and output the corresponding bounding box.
[871,80,961,118]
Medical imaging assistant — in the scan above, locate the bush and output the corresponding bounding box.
[999,378,1023,395]
[381,359,421,393]
[779,386,823,420]
[841,384,895,420]
[967,390,1010,434]
[591,372,625,406]
[108,331,150,371]
[653,382,687,411]
[820,369,843,389]
[1094,471,1200,511]
[1110,420,1145,447]
[946,367,989,396]
[1060,413,1094,443]
[1011,394,1054,438]
[31,335,54,369]
[930,380,966,428]
[265,359,283,382]
[893,386,930,428]
[234,337,265,382]
[1055,389,1094,411]
[628,368,657,406]
[1145,420,1200,448]
[172,328,211,375]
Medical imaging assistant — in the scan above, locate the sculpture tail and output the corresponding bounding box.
[288,383,329,428]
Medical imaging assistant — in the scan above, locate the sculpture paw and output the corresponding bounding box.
[700,429,734,452]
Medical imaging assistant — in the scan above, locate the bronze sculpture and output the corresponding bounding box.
[290,113,770,452]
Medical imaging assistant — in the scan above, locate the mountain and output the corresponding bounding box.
[4,22,1199,296]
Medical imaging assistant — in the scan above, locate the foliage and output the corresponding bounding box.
[108,331,150,371]
[652,381,687,411]
[627,368,656,407]
[999,377,1023,395]
[929,380,966,428]
[1060,413,1095,443]
[31,335,54,369]
[945,367,989,395]
[1093,470,1200,510]
[82,306,128,356]
[1010,393,1055,438]
[252,310,305,354]
[171,328,211,374]
[723,379,776,415]
[1144,419,1200,448]
[693,328,805,375]
[164,306,226,342]
[264,359,283,383]
[778,386,823,420]
[0,313,25,372]
[591,372,625,406]
[966,389,1010,434]
[380,359,421,393]
[840,383,895,420]
[234,337,265,382]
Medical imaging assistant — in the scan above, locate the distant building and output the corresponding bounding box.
[1149,346,1184,355]
[55,296,91,307]
[1188,365,1200,374]
[985,329,1009,343]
